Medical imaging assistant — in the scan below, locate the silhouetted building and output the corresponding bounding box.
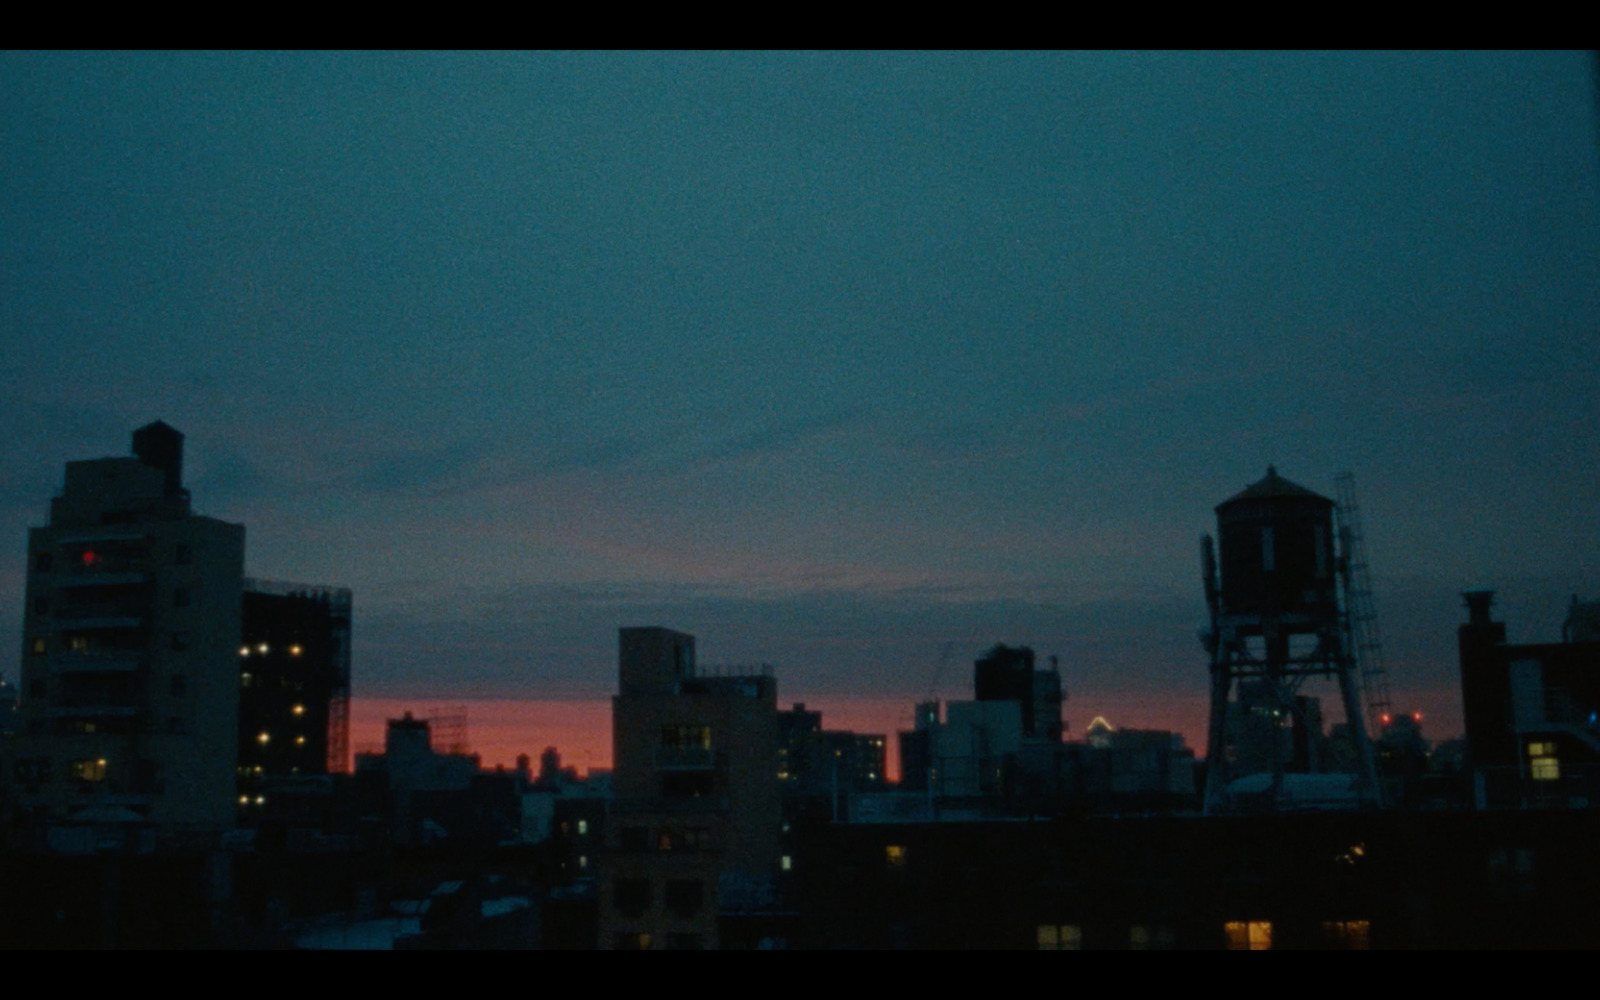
[603,627,782,949]
[777,702,887,811]
[10,422,245,836]
[236,579,352,821]
[974,645,1063,742]
[1458,590,1600,808]
[896,701,940,793]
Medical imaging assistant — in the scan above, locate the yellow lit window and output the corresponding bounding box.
[295,735,306,747]
[31,637,46,655]
[886,845,908,869]
[577,819,588,836]
[1531,755,1560,781]
[781,854,793,871]
[257,643,269,654]
[1322,920,1371,950]
[71,759,108,782]
[1225,921,1272,950]
[1037,924,1082,950]
[1528,742,1554,756]
[291,704,305,717]
[289,644,303,656]
[257,731,271,745]
[240,646,251,657]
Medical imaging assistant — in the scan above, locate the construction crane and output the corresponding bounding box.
[1334,472,1393,738]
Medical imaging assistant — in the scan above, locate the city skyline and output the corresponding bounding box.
[4,53,1598,745]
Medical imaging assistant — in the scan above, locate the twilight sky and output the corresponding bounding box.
[3,52,1597,742]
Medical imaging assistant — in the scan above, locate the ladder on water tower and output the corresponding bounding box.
[1335,472,1393,736]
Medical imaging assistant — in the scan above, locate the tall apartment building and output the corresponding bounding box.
[236,579,352,819]
[602,627,781,949]
[11,422,245,832]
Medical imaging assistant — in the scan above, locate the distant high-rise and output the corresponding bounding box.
[11,423,245,830]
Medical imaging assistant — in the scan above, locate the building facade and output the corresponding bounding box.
[11,423,245,834]
[602,627,782,949]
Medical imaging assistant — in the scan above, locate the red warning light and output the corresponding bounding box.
[1380,713,1392,726]
[1412,712,1423,723]
[81,550,97,566]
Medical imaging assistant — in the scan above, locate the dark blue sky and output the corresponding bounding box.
[3,52,1597,736]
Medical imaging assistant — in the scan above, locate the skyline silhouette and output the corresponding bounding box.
[3,52,1597,747]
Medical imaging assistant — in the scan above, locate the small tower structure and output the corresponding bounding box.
[1199,467,1382,812]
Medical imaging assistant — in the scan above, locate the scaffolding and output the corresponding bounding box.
[1334,473,1393,736]
[425,706,471,756]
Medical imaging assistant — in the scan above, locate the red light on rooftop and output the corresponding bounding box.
[1412,712,1423,723]
[82,550,97,566]
[1380,713,1392,726]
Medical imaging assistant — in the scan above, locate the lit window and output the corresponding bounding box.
[291,704,305,717]
[781,854,792,871]
[240,646,250,657]
[257,643,268,654]
[886,845,908,869]
[257,732,270,745]
[1322,920,1371,950]
[30,637,46,656]
[1529,742,1560,780]
[1225,921,1272,950]
[289,644,303,656]
[239,795,250,806]
[70,759,107,782]
[295,735,306,747]
[577,819,588,836]
[1038,924,1082,950]
[255,795,265,805]
[578,855,588,869]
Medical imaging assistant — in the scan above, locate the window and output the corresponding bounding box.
[614,879,651,917]
[1322,920,1370,950]
[1225,921,1272,950]
[665,879,703,918]
[577,819,588,836]
[71,759,108,783]
[30,637,46,656]
[781,854,793,871]
[615,932,651,950]
[1038,924,1082,950]
[1529,742,1560,781]
[885,845,908,869]
[1130,924,1175,950]
[661,724,711,749]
